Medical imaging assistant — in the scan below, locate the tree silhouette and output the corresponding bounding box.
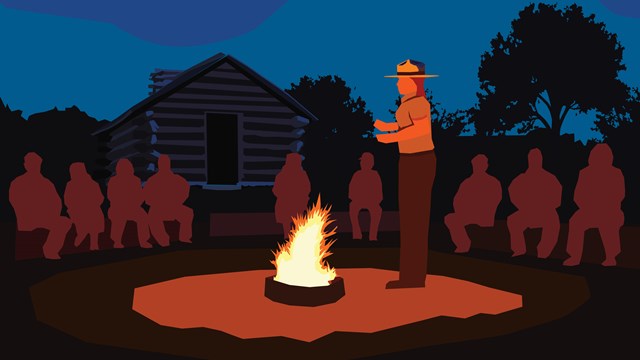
[470,3,628,136]
[0,98,27,154]
[26,106,107,186]
[286,75,376,210]
[0,104,109,220]
[0,98,26,124]
[0,99,29,220]
[594,87,640,141]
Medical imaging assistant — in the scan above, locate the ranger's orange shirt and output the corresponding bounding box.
[395,93,435,154]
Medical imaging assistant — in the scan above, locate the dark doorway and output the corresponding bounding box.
[206,113,238,185]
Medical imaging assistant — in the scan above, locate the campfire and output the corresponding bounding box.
[264,197,345,306]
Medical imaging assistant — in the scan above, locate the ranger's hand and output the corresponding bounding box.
[374,119,397,132]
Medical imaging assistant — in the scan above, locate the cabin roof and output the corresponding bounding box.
[93,52,317,135]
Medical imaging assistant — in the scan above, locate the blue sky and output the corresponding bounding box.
[1,0,639,143]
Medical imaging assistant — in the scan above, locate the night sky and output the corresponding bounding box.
[1,0,639,142]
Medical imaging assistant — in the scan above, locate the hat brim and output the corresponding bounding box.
[384,74,439,78]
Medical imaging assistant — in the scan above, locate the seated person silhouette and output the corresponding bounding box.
[444,154,502,253]
[143,154,193,246]
[348,152,383,241]
[64,162,105,251]
[273,153,310,239]
[507,148,562,258]
[564,143,625,267]
[107,159,151,249]
[9,152,71,260]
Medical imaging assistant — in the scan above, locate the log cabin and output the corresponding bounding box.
[93,52,317,189]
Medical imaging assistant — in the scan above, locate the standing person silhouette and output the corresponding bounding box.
[273,153,311,239]
[444,154,502,253]
[564,143,625,267]
[348,152,383,241]
[144,155,193,246]
[375,59,438,289]
[64,162,105,251]
[507,148,562,258]
[107,159,152,249]
[9,152,71,260]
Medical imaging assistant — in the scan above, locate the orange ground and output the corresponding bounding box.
[133,268,523,342]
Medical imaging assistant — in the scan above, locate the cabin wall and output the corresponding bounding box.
[97,61,309,186]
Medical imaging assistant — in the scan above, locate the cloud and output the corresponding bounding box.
[0,0,288,46]
[599,0,640,18]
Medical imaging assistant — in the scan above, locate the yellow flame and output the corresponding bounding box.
[271,196,337,287]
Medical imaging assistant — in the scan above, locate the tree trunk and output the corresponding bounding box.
[547,93,562,136]
[551,114,562,136]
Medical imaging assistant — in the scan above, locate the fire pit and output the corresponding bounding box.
[264,276,345,306]
[265,197,345,306]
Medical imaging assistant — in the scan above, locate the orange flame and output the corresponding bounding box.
[271,196,337,287]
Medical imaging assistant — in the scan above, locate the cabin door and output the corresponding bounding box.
[205,113,239,185]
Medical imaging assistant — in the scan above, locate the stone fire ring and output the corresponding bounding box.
[264,276,345,306]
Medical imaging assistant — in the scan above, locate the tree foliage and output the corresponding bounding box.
[286,75,376,209]
[470,3,628,136]
[594,87,640,141]
[0,100,106,219]
[287,75,374,140]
